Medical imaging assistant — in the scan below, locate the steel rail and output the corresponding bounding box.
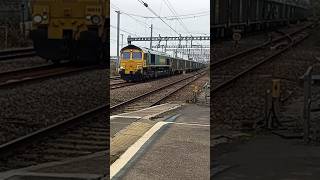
[150,72,206,106]
[0,104,107,157]
[110,70,206,112]
[0,47,35,61]
[211,23,314,68]
[110,82,137,90]
[212,30,310,94]
[0,64,104,88]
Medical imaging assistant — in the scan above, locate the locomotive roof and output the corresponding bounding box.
[121,45,168,56]
[121,44,202,63]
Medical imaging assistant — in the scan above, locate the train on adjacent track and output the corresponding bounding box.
[119,45,205,82]
[30,0,109,64]
[212,0,311,38]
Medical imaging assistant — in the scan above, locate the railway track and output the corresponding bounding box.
[110,70,206,115]
[109,72,206,90]
[0,70,205,171]
[0,64,103,88]
[212,24,312,94]
[0,47,36,61]
[0,104,108,172]
[110,81,137,90]
[110,76,121,80]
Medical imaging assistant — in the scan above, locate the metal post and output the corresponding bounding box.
[116,11,120,68]
[0,26,8,49]
[21,3,25,37]
[5,26,7,49]
[150,24,153,50]
[121,34,124,48]
[303,66,313,142]
[165,40,167,52]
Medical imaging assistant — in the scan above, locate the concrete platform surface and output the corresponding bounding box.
[110,103,181,137]
[213,134,320,180]
[112,104,210,180]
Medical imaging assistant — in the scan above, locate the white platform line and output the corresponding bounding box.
[124,103,172,112]
[110,121,168,179]
[167,122,210,127]
[110,115,142,119]
[110,103,181,120]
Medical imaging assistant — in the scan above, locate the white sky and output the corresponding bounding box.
[110,0,210,59]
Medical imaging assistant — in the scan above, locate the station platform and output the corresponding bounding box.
[0,102,209,180]
[111,103,210,180]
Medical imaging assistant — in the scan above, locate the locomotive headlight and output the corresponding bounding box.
[86,15,91,20]
[43,15,48,20]
[91,15,101,25]
[33,15,43,23]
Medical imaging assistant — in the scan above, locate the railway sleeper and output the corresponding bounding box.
[0,158,38,168]
[71,131,108,137]
[78,127,109,133]
[15,153,65,162]
[64,134,107,141]
[44,149,92,157]
[45,143,105,152]
[51,139,107,146]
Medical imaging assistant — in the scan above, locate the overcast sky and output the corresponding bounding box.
[110,0,210,59]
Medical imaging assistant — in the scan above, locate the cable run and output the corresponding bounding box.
[110,25,139,36]
[121,11,210,19]
[162,0,191,35]
[137,0,180,35]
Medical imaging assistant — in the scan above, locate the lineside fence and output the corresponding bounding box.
[0,0,32,50]
[302,64,320,142]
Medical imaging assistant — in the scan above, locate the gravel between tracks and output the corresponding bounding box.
[0,56,51,73]
[110,73,201,106]
[0,69,107,144]
[162,71,210,103]
[212,23,320,129]
[213,23,309,60]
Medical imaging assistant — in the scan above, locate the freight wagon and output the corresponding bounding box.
[119,45,205,82]
[212,0,310,38]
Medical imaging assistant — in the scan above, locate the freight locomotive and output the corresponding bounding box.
[30,0,109,64]
[119,45,205,82]
[212,0,311,38]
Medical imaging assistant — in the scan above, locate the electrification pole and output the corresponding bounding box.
[150,24,153,50]
[121,34,124,48]
[165,40,167,52]
[116,11,120,68]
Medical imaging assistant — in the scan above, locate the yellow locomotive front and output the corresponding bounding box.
[119,45,145,81]
[30,0,109,63]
